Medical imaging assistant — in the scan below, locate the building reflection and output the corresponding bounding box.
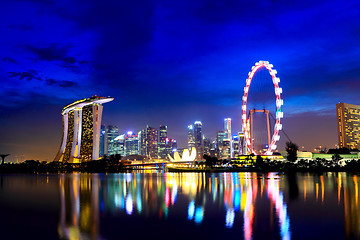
[57,172,295,240]
[344,174,360,239]
[58,174,99,240]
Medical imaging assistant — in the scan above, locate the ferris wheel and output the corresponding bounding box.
[241,61,283,155]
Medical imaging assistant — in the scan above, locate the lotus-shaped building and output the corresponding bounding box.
[168,147,197,162]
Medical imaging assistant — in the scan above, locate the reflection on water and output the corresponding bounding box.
[1,172,360,239]
[55,172,360,240]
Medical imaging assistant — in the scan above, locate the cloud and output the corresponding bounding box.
[45,79,77,88]
[8,69,40,81]
[2,57,17,64]
[26,44,68,62]
[8,70,77,88]
[8,23,33,31]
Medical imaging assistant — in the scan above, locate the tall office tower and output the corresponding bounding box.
[145,125,158,159]
[224,118,233,157]
[187,124,195,149]
[203,136,211,156]
[54,96,113,163]
[99,125,106,157]
[108,134,125,156]
[216,131,231,159]
[194,121,203,159]
[138,130,146,156]
[238,132,246,155]
[158,125,168,159]
[337,103,360,149]
[232,135,239,158]
[125,131,139,156]
[224,118,232,140]
[165,138,177,158]
[106,125,119,155]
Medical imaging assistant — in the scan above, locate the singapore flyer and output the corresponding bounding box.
[242,61,283,155]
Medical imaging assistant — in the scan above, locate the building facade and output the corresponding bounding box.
[54,96,113,163]
[337,103,360,150]
[216,130,231,159]
[99,125,106,157]
[187,124,195,149]
[194,121,203,159]
[158,125,168,159]
[125,131,139,156]
[108,134,125,156]
[224,118,232,157]
[105,125,119,155]
[145,125,158,159]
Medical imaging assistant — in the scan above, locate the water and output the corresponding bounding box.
[0,172,359,240]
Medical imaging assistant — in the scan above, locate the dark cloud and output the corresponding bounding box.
[45,79,77,88]
[9,23,33,31]
[62,56,76,64]
[3,57,17,64]
[8,69,40,81]
[26,44,68,62]
[8,70,77,88]
[25,44,85,70]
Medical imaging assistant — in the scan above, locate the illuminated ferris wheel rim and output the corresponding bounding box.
[241,61,283,155]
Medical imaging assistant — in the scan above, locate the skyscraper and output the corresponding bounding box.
[125,131,139,156]
[166,138,177,157]
[203,136,211,156]
[54,96,113,163]
[224,118,233,157]
[187,124,195,149]
[232,135,239,158]
[158,125,168,159]
[224,118,232,140]
[108,134,125,156]
[138,130,146,156]
[194,121,203,159]
[99,125,106,157]
[106,125,119,155]
[145,125,158,159]
[216,130,231,159]
[337,103,360,149]
[238,132,246,155]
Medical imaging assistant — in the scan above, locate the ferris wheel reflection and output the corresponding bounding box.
[58,172,291,240]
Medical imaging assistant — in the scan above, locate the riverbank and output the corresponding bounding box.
[1,158,360,173]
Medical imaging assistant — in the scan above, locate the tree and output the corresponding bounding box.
[286,141,299,162]
[255,155,264,167]
[203,154,217,167]
[331,153,342,163]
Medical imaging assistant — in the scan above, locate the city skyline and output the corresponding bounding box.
[1,0,360,161]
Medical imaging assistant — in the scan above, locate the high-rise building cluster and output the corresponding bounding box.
[186,118,247,160]
[100,125,177,159]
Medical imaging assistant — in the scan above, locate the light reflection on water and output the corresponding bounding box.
[1,172,360,239]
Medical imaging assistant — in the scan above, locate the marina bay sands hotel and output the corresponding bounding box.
[54,96,113,163]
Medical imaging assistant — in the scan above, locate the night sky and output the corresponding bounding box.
[1,0,360,161]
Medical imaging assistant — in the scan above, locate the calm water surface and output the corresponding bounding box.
[0,172,359,240]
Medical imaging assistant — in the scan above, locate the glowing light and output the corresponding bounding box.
[241,61,283,155]
[165,187,170,207]
[126,173,132,183]
[277,111,284,119]
[188,201,195,220]
[194,206,204,224]
[225,208,235,228]
[126,194,133,215]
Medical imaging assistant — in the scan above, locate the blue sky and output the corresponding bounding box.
[1,0,360,160]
